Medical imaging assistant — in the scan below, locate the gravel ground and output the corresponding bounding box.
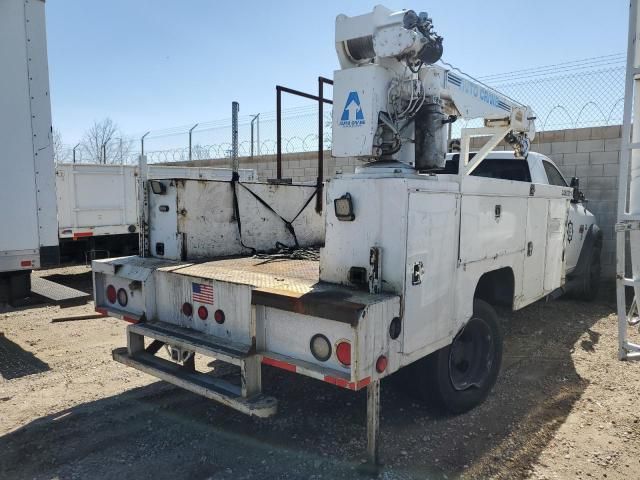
[1,265,640,479]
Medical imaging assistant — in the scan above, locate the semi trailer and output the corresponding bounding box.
[93,5,600,464]
[0,0,59,302]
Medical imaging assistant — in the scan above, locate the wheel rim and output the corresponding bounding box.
[448,317,495,391]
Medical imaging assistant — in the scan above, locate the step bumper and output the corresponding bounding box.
[128,321,253,367]
[112,347,277,418]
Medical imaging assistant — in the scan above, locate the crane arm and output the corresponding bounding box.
[421,65,536,174]
[331,5,536,172]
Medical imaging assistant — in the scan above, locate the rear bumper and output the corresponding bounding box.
[112,346,278,418]
[0,249,39,272]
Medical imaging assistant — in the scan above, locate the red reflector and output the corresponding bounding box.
[336,341,351,366]
[198,306,208,320]
[182,302,193,316]
[214,309,225,324]
[20,260,32,267]
[376,355,388,373]
[106,285,117,304]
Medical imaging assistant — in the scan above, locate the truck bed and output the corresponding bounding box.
[158,255,393,326]
[168,256,319,292]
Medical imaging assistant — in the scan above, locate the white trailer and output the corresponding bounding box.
[55,163,255,242]
[0,0,58,300]
[92,6,598,464]
[56,164,139,241]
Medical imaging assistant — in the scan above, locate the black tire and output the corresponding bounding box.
[412,299,503,414]
[575,246,601,301]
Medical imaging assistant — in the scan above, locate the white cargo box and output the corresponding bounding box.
[0,0,58,273]
[56,164,139,239]
[55,163,256,239]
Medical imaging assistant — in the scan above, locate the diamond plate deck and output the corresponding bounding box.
[161,257,319,294]
[158,256,397,326]
[30,277,90,307]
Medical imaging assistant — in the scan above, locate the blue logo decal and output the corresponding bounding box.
[339,91,365,127]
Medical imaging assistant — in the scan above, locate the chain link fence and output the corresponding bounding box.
[140,105,332,164]
[58,54,626,164]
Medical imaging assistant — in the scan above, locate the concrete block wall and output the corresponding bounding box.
[167,124,623,278]
[164,151,337,185]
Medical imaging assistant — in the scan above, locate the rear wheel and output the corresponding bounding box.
[412,299,503,414]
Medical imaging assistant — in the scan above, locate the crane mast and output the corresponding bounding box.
[331,5,535,175]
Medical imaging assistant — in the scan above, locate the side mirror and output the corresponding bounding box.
[570,177,581,203]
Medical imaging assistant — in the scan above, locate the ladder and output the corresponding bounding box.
[617,0,640,360]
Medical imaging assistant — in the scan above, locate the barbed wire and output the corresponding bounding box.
[57,56,626,165]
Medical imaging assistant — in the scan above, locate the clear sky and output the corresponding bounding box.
[46,0,629,145]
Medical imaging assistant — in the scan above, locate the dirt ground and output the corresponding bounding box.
[1,265,640,480]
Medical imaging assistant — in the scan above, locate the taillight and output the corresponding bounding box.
[336,341,351,366]
[214,309,225,324]
[310,334,331,362]
[106,285,117,304]
[376,355,388,373]
[182,302,193,316]
[117,288,128,307]
[198,306,208,320]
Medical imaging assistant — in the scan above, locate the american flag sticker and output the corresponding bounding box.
[192,282,214,305]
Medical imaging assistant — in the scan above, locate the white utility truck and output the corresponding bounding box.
[55,163,255,259]
[0,0,59,301]
[93,6,598,463]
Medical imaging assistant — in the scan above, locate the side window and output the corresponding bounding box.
[542,160,567,187]
[470,159,532,182]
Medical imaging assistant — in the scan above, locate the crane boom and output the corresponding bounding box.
[331,5,535,173]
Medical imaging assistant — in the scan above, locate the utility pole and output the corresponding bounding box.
[231,102,239,174]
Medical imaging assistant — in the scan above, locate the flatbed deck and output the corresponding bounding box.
[161,256,320,293]
[155,255,396,326]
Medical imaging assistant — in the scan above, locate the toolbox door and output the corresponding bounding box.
[521,198,549,303]
[403,191,459,354]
